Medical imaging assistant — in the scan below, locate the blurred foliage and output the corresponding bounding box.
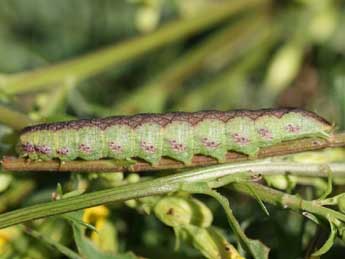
[0,0,344,258]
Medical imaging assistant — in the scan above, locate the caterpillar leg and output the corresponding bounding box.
[234,145,260,160]
[58,159,66,170]
[247,148,260,160]
[210,153,227,164]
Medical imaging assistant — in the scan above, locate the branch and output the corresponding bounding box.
[0,161,345,229]
[2,133,345,172]
[230,182,345,223]
[0,105,34,131]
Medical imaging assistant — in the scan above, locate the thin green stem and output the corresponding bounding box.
[37,80,76,119]
[0,0,267,95]
[205,188,269,258]
[0,105,34,130]
[174,24,277,111]
[0,161,345,229]
[231,182,345,222]
[0,179,35,213]
[181,181,269,259]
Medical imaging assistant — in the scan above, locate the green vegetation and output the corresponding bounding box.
[0,0,344,258]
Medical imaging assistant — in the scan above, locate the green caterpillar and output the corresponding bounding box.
[17,108,333,165]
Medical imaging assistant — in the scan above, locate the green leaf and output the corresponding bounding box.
[318,165,333,200]
[302,212,321,225]
[243,183,270,216]
[207,172,251,189]
[56,186,96,232]
[71,222,113,259]
[178,225,245,259]
[56,183,63,196]
[22,226,82,259]
[62,211,97,233]
[67,210,139,259]
[180,182,270,259]
[337,194,345,213]
[311,217,337,257]
[63,190,85,199]
[113,253,141,259]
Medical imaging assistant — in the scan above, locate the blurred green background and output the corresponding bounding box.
[0,0,344,258]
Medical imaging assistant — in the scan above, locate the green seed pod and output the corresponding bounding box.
[264,175,296,191]
[154,196,213,227]
[178,225,245,259]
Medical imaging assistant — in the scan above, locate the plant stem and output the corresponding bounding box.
[173,29,276,111]
[0,179,35,213]
[0,105,34,130]
[0,161,345,229]
[2,133,345,172]
[230,182,345,222]
[202,187,269,258]
[0,0,267,95]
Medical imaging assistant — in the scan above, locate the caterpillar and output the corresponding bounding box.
[17,108,333,165]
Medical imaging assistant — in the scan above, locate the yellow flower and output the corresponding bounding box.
[83,205,109,224]
[83,205,118,253]
[0,226,20,254]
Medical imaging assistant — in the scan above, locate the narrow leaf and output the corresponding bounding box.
[180,182,270,259]
[23,226,82,259]
[312,217,337,257]
[319,166,333,200]
[244,183,270,216]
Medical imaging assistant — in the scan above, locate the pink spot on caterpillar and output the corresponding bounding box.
[57,147,69,156]
[79,144,92,154]
[257,128,273,140]
[22,143,35,153]
[35,145,52,155]
[169,140,186,152]
[201,137,219,149]
[140,141,156,154]
[232,133,250,146]
[109,141,122,153]
[285,124,300,133]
